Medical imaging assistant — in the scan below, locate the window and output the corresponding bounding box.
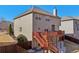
[19,27,22,32]
[0,28,2,30]
[35,17,41,20]
[46,19,50,21]
[77,24,79,30]
[35,17,38,19]
[39,17,41,20]
[76,22,79,31]
[38,28,40,30]
[44,29,48,32]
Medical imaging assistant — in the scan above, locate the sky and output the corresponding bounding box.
[0,5,79,21]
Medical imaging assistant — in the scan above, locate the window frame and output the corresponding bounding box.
[19,27,22,32]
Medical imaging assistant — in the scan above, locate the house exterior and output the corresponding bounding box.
[14,7,61,43]
[59,17,79,39]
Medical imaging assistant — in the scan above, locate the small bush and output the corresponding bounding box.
[8,24,14,35]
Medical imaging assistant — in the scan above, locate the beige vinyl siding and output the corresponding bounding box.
[14,13,33,41]
[59,20,74,34]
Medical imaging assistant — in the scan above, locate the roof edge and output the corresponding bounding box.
[14,10,60,20]
[61,19,79,22]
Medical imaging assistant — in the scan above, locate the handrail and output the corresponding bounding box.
[33,31,64,53]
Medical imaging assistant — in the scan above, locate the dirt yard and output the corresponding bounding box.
[0,32,17,46]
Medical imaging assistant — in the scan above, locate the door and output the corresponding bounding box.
[51,25,55,31]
